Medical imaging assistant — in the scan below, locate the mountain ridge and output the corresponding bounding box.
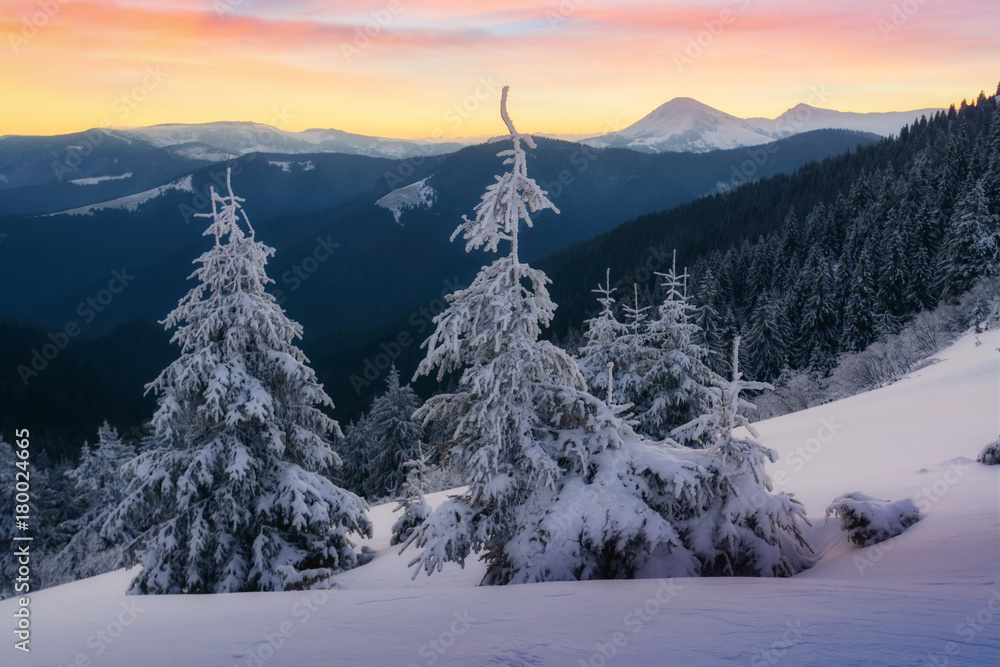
[584,97,942,153]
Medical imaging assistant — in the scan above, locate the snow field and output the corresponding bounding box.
[2,329,996,666]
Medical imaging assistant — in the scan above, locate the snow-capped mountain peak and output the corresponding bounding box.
[583,97,943,154]
[584,97,775,153]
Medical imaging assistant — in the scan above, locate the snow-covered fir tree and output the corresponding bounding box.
[390,454,432,547]
[404,88,719,584]
[937,177,999,300]
[796,246,839,371]
[363,365,426,500]
[0,437,18,599]
[618,283,659,404]
[578,269,641,408]
[638,252,721,443]
[742,289,790,383]
[672,337,814,576]
[0,442,76,594]
[106,170,370,594]
[337,416,375,495]
[692,268,727,371]
[47,422,136,585]
[30,455,78,588]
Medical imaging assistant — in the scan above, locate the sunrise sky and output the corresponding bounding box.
[1,0,998,139]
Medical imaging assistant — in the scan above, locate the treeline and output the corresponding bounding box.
[556,87,1000,387]
[545,85,1000,353]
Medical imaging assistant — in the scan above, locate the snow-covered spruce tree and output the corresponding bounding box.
[638,253,721,444]
[741,289,790,383]
[364,365,426,500]
[0,447,74,593]
[405,88,712,584]
[0,437,17,600]
[936,177,999,301]
[106,171,370,594]
[45,422,136,585]
[578,269,641,408]
[673,337,813,577]
[390,454,432,547]
[336,415,375,495]
[796,246,839,371]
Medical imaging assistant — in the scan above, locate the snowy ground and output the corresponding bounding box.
[3,330,997,666]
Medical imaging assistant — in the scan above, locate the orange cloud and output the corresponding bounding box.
[0,0,996,138]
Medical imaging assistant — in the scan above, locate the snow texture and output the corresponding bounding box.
[103,169,370,594]
[2,329,997,665]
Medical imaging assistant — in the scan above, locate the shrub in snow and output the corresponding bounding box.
[977,441,999,465]
[826,492,921,546]
[106,171,370,594]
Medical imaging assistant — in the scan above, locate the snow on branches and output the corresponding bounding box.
[106,170,370,594]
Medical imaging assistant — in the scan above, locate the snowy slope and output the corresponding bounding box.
[375,177,436,224]
[68,173,133,186]
[584,98,942,153]
[2,329,996,666]
[45,176,194,217]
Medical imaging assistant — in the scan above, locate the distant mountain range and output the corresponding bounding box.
[582,97,941,153]
[114,122,466,161]
[0,130,880,340]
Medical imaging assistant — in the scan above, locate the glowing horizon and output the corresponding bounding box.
[1,0,997,140]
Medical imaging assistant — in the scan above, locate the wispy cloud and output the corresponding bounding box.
[1,0,996,138]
